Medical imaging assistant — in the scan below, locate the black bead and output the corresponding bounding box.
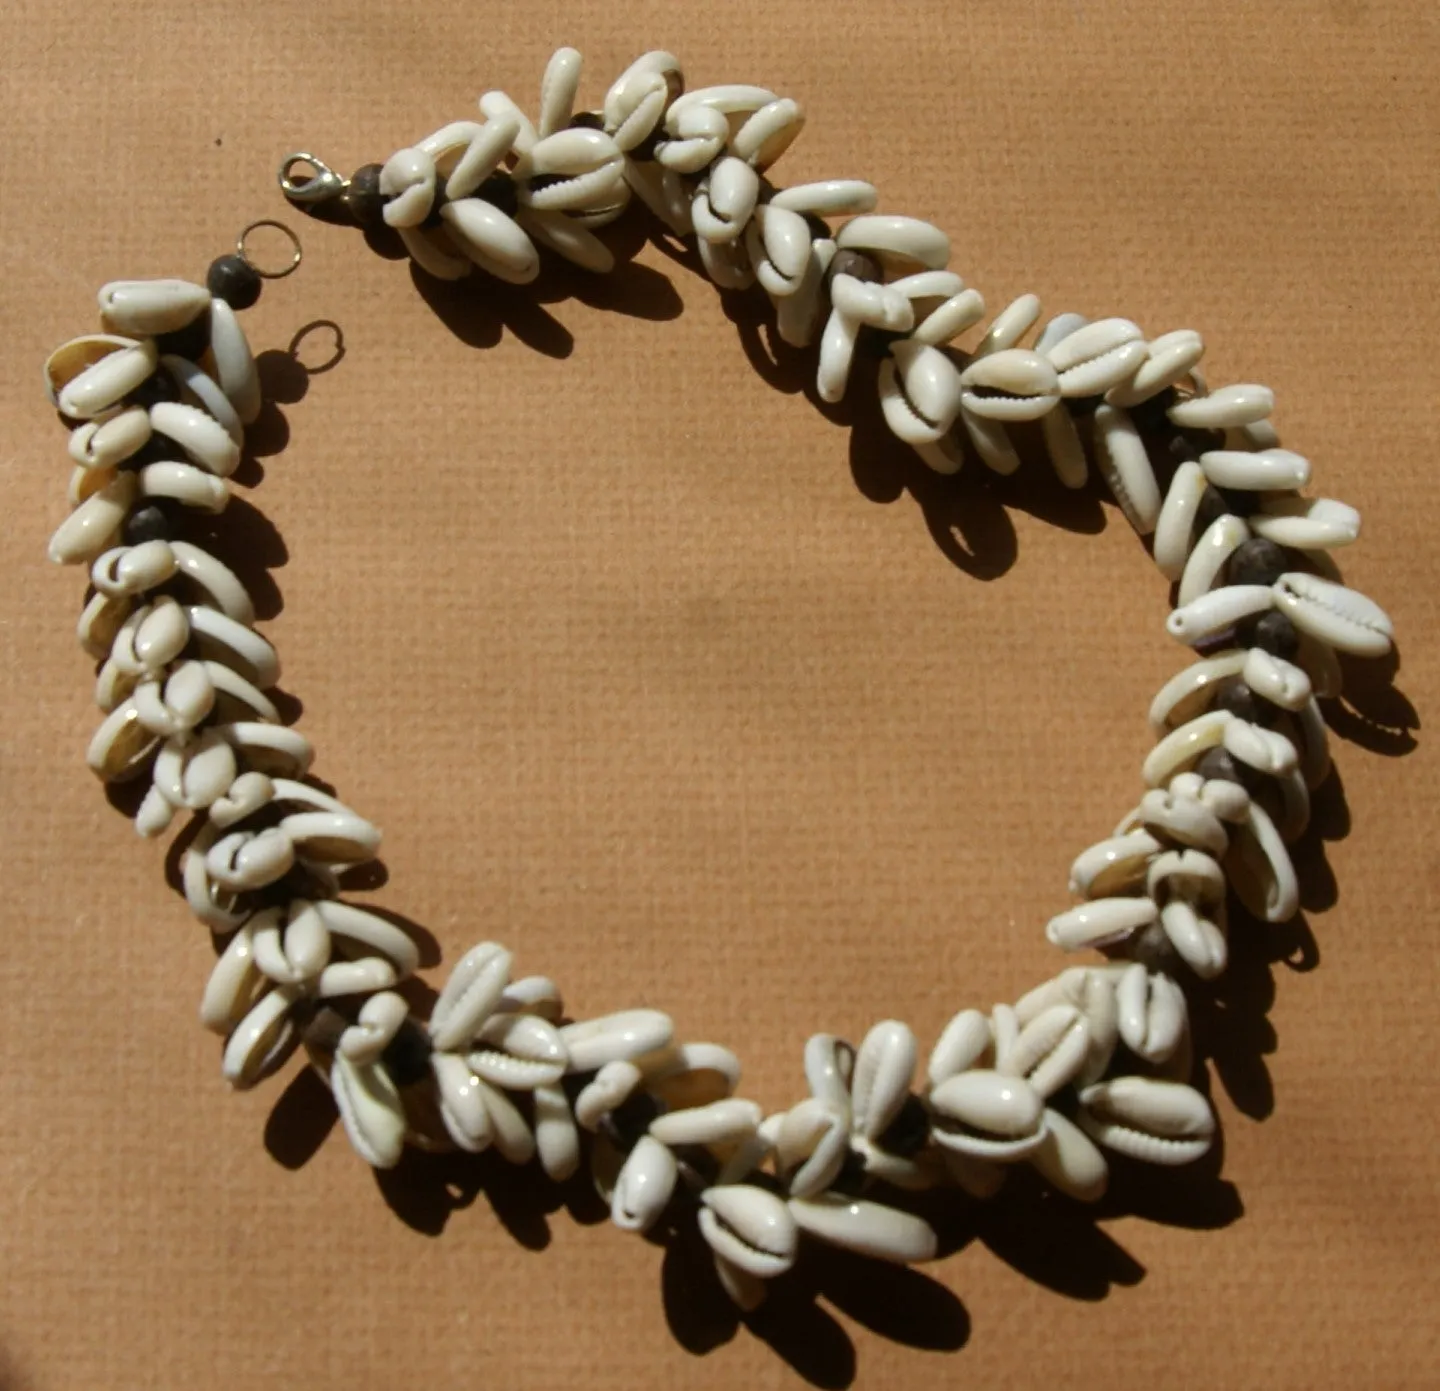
[1129,920,1184,976]
[828,248,881,285]
[1217,484,1260,518]
[123,371,179,411]
[1066,393,1104,419]
[627,125,664,163]
[1193,486,1230,536]
[421,173,450,229]
[600,1090,662,1153]
[1166,431,1202,467]
[876,1094,931,1158]
[156,313,211,363]
[380,1022,434,1089]
[1245,609,1301,661]
[122,504,171,546]
[567,111,605,130]
[476,172,519,218]
[1126,387,1177,434]
[1212,676,1263,723]
[1196,747,1242,786]
[206,254,262,311]
[342,163,388,228]
[1227,536,1288,587]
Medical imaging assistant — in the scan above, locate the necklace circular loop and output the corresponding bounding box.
[236,219,304,278]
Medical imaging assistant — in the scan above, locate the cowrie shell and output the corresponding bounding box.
[316,958,400,1000]
[606,71,669,153]
[1045,317,1147,397]
[468,1013,568,1089]
[1105,328,1204,407]
[337,992,409,1065]
[744,203,811,296]
[1068,830,1163,898]
[1200,447,1311,492]
[698,1185,798,1279]
[1169,382,1274,430]
[1041,405,1088,489]
[1029,1108,1108,1202]
[207,300,262,425]
[56,337,159,420]
[691,156,760,242]
[1223,719,1298,776]
[770,179,878,218]
[834,213,950,272]
[850,1019,918,1141]
[928,1069,1046,1160]
[788,1195,937,1265]
[1250,496,1362,550]
[656,103,728,173]
[1160,898,1228,978]
[879,340,964,443]
[224,986,301,1090]
[1140,787,1228,857]
[648,1097,763,1147]
[1152,461,1207,581]
[249,902,330,991]
[959,348,1060,421]
[603,49,681,135]
[1116,964,1187,1063]
[1177,514,1250,608]
[1094,403,1162,534]
[477,89,537,157]
[803,1033,855,1110]
[1000,1004,1089,1097]
[1228,799,1299,922]
[1273,571,1393,657]
[331,1055,407,1168]
[98,278,210,336]
[927,1009,993,1088]
[161,354,242,445]
[428,941,512,1051]
[536,45,582,137]
[516,207,614,274]
[911,286,986,347]
[213,723,311,780]
[308,899,420,976]
[560,1009,674,1072]
[69,406,152,470]
[829,274,913,331]
[418,115,518,198]
[439,199,540,284]
[135,461,229,514]
[731,96,804,169]
[1165,584,1274,645]
[622,160,691,236]
[398,224,471,281]
[515,128,625,213]
[379,147,437,228]
[1046,895,1158,951]
[149,401,241,477]
[48,470,136,565]
[667,84,777,125]
[574,1060,643,1131]
[1034,311,1088,354]
[533,1081,580,1182]
[1078,1077,1214,1166]
[611,1136,678,1234]
[775,236,835,348]
[134,659,216,736]
[1148,651,1247,732]
[431,1053,494,1152]
[199,924,263,1034]
[775,1098,849,1199]
[150,729,237,818]
[693,226,751,289]
[636,1041,740,1111]
[971,294,1041,358]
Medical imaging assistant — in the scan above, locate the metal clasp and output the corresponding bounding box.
[278,152,348,204]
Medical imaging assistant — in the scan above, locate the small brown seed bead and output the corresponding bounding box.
[1244,609,1301,661]
[828,248,881,285]
[476,172,519,218]
[1212,676,1263,724]
[122,504,171,547]
[380,1022,434,1089]
[205,254,262,311]
[1129,920,1185,977]
[156,314,211,363]
[1227,536,1288,587]
[341,163,388,229]
[567,111,604,129]
[1193,486,1230,536]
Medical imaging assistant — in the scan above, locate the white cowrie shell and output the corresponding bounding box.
[656,103,729,174]
[1069,830,1163,898]
[45,334,139,407]
[850,1020,917,1141]
[731,96,804,169]
[713,1253,768,1312]
[91,537,172,600]
[308,899,420,976]
[133,659,215,737]
[1034,311,1088,356]
[98,278,209,335]
[379,147,437,228]
[136,461,229,513]
[959,349,1060,421]
[317,957,399,999]
[927,1009,992,1088]
[533,1081,580,1181]
[770,179,878,217]
[668,83,777,126]
[203,660,278,724]
[181,824,247,930]
[698,1185,798,1279]
[149,401,241,477]
[1078,1077,1215,1166]
[911,429,967,477]
[1105,328,1204,407]
[468,1013,568,1089]
[1116,965,1187,1063]
[971,294,1041,357]
[57,338,160,420]
[337,991,409,1065]
[1094,403,1162,534]
[222,986,300,1088]
[161,354,243,445]
[1169,383,1274,430]
[1045,317,1143,374]
[928,1070,1046,1160]
[1002,1005,1089,1097]
[1147,847,1226,911]
[282,808,382,868]
[1273,571,1393,657]
[829,274,913,332]
[776,1098,849,1199]
[248,901,330,989]
[183,605,277,689]
[207,299,261,425]
[1224,719,1298,776]
[1152,461,1207,582]
[1139,788,1227,857]
[205,825,294,892]
[496,975,565,1023]
[776,236,835,347]
[331,1054,407,1169]
[1029,1108,1108,1202]
[398,224,471,281]
[1165,584,1275,645]
[649,1097,763,1148]
[611,1136,678,1233]
[691,157,759,242]
[1178,514,1250,608]
[1017,968,1119,1085]
[472,1075,536,1165]
[515,129,625,212]
[48,470,136,565]
[516,206,614,274]
[605,50,682,132]
[86,698,159,781]
[1200,447,1311,492]
[207,769,273,828]
[477,89,538,157]
[214,723,311,780]
[816,304,861,404]
[431,1052,494,1152]
[835,214,950,272]
[200,924,263,1034]
[744,203,811,296]
[879,340,964,444]
[417,116,517,199]
[1200,775,1251,823]
[1294,696,1332,790]
[789,1195,938,1265]
[428,941,512,1051]
[1041,405,1088,489]
[1046,895,1158,951]
[69,406,152,470]
[1148,651,1247,732]
[1294,627,1344,699]
[437,197,541,285]
[1228,799,1299,923]
[561,1009,674,1072]
[911,287,986,347]
[150,729,237,817]
[803,1033,855,1111]
[1052,331,1148,398]
[638,1041,741,1110]
[607,71,669,152]
[1161,897,1228,978]
[574,1060,643,1131]
[1250,495,1362,550]
[536,45,582,137]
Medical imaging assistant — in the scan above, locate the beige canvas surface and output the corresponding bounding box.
[1,2,1437,1387]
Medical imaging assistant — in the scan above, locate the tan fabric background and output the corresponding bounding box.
[1,2,1437,1387]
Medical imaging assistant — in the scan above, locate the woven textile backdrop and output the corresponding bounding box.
[1,2,1437,1388]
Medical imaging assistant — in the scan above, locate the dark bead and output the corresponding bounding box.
[1129,920,1184,976]
[1227,537,1288,587]
[1217,485,1260,518]
[206,254,262,311]
[1067,393,1104,419]
[1126,388,1177,434]
[1193,486,1230,535]
[1166,432,1202,467]
[421,173,450,229]
[627,125,664,163]
[600,1090,662,1153]
[380,1022,434,1088]
[1245,610,1300,661]
[1196,747,1240,784]
[477,172,519,218]
[828,248,881,285]
[1212,676,1263,724]
[342,163,388,228]
[123,371,179,411]
[156,313,211,363]
[876,1094,931,1158]
[567,111,605,129]
[122,504,171,546]
[830,1145,869,1197]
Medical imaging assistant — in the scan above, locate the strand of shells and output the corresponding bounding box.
[44,47,1396,1311]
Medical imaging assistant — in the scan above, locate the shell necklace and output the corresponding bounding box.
[43,46,1394,1321]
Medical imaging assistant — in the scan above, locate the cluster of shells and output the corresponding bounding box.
[44,47,1397,1311]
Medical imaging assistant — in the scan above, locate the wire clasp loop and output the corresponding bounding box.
[277,153,348,204]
